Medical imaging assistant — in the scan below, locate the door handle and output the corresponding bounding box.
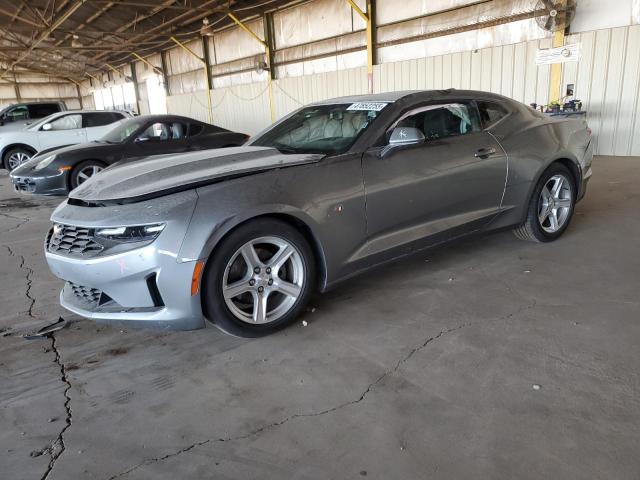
[474,147,496,158]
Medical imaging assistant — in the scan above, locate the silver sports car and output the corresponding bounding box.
[45,90,593,337]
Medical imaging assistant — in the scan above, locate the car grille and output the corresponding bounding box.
[69,282,103,306]
[11,176,36,193]
[47,224,104,257]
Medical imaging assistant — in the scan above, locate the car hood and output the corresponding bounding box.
[11,142,114,175]
[69,146,324,204]
[42,141,115,157]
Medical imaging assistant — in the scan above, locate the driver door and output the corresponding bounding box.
[361,101,507,258]
[129,121,190,158]
[37,113,86,150]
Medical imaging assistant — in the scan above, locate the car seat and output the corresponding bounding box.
[171,122,185,139]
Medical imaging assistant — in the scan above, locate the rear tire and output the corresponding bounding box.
[3,147,34,171]
[70,160,107,189]
[202,218,315,337]
[513,163,576,242]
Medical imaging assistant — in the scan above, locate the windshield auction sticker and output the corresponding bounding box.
[347,102,389,111]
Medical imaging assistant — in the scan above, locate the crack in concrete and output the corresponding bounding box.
[3,245,36,318]
[2,244,72,479]
[105,297,540,479]
[40,332,73,480]
[0,210,30,234]
[106,323,470,479]
[107,439,213,480]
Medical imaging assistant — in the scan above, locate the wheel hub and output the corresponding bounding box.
[538,173,573,233]
[251,270,273,290]
[222,236,304,325]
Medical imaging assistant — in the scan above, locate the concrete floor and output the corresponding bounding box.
[1,156,639,480]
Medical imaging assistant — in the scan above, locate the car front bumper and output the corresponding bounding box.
[45,190,203,330]
[46,243,206,331]
[10,170,68,196]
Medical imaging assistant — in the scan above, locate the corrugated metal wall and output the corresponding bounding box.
[166,24,640,156]
[0,74,81,109]
[563,26,640,156]
[166,67,368,134]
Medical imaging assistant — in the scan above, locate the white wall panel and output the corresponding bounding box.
[562,25,640,156]
[164,26,640,156]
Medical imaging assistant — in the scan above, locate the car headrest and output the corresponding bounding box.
[171,122,184,139]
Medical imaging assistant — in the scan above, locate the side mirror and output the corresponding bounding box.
[388,127,425,146]
[42,123,52,131]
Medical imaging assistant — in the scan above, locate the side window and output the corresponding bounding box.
[477,101,509,129]
[189,123,204,136]
[28,104,61,119]
[395,103,481,141]
[83,112,121,127]
[6,106,29,121]
[138,122,187,141]
[47,114,82,131]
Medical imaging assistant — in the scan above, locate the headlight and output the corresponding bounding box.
[95,223,165,243]
[34,155,56,171]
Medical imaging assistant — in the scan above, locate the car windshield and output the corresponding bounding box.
[250,103,387,155]
[100,118,146,144]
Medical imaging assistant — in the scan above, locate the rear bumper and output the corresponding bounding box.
[10,170,68,196]
[45,246,206,330]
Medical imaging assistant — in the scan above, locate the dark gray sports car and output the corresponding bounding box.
[44,90,593,337]
[10,114,248,195]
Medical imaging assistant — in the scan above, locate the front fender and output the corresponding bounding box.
[186,202,324,262]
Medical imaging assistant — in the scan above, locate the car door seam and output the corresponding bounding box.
[487,130,509,209]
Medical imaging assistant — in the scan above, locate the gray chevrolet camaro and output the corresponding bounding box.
[45,90,593,337]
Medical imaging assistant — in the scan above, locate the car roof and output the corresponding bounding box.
[63,109,127,114]
[310,89,514,106]
[311,91,421,106]
[134,114,202,123]
[8,101,65,106]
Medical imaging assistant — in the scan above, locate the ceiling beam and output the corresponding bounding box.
[0,1,88,80]
[0,5,43,28]
[91,0,180,62]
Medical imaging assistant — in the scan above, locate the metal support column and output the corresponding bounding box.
[347,0,375,93]
[75,83,83,109]
[264,12,277,123]
[548,0,566,103]
[159,51,171,99]
[201,35,215,122]
[228,12,276,122]
[130,61,142,115]
[13,74,21,102]
[170,36,213,123]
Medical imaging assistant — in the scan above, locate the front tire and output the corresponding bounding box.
[70,160,106,189]
[513,163,576,242]
[202,218,316,337]
[3,147,34,171]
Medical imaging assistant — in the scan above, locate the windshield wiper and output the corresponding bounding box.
[272,143,303,154]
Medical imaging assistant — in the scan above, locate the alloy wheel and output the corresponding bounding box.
[538,173,573,233]
[76,165,104,184]
[222,236,304,325]
[8,151,31,170]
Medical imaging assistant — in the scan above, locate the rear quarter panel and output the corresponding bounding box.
[489,109,589,229]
